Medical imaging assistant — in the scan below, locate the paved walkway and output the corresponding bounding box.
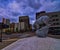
[2,36,60,50]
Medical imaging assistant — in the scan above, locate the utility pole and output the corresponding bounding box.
[0,23,2,42]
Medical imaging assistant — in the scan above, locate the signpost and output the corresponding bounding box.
[0,23,9,42]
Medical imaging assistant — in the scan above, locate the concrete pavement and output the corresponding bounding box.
[2,36,60,50]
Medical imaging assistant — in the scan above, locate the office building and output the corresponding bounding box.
[36,11,60,33]
[10,23,15,32]
[19,16,30,32]
[2,18,10,25]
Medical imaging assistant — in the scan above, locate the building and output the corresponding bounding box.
[2,18,10,25]
[14,23,18,32]
[2,18,10,33]
[19,16,30,32]
[17,23,21,32]
[2,18,6,24]
[6,19,10,26]
[29,24,32,31]
[36,11,60,34]
[14,23,21,32]
[36,11,46,19]
[10,23,15,33]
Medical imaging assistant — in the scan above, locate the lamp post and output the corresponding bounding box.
[0,23,9,42]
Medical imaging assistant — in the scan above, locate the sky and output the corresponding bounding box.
[0,0,60,24]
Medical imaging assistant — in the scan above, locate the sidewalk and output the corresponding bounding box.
[2,36,60,50]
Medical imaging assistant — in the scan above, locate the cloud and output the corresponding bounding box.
[37,0,60,12]
[8,1,20,12]
[0,0,60,24]
[28,0,41,9]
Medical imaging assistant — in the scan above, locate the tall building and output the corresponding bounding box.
[2,18,10,33]
[2,18,10,25]
[19,16,29,24]
[36,11,60,33]
[2,18,6,24]
[19,16,30,32]
[6,19,10,25]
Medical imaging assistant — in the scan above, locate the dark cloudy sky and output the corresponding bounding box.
[0,0,60,24]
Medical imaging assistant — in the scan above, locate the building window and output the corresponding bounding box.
[56,19,59,21]
[52,16,54,17]
[52,19,55,21]
[56,23,60,25]
[53,23,56,25]
[53,23,60,25]
[52,15,58,17]
[55,15,58,17]
[52,19,59,21]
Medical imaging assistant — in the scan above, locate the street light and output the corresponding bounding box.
[0,23,9,42]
